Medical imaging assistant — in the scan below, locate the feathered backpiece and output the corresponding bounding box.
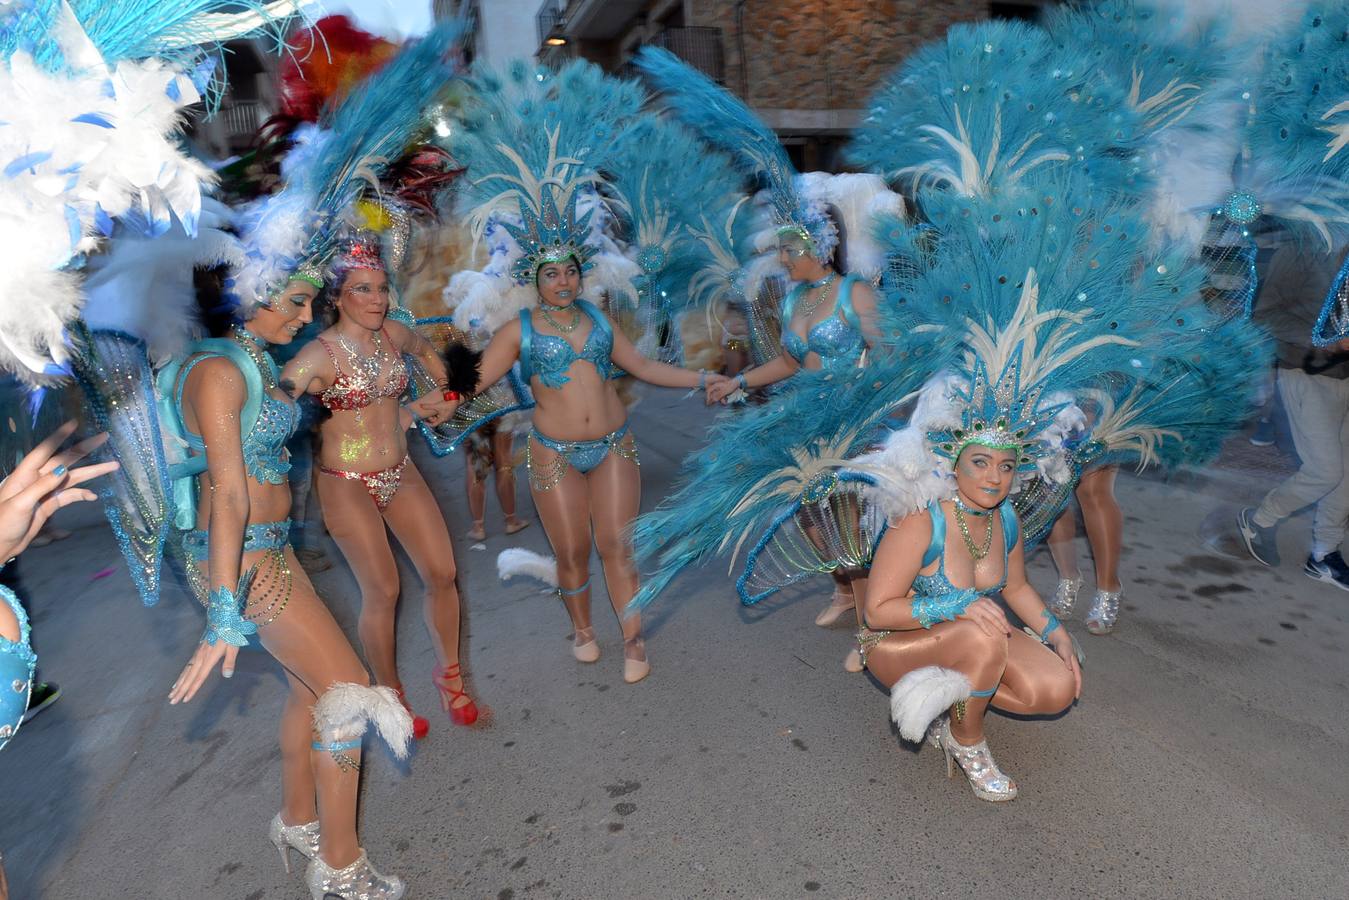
[1236,4,1349,249]
[230,19,463,312]
[847,19,1145,202]
[0,0,304,380]
[635,47,837,263]
[1043,0,1243,251]
[602,112,749,359]
[452,59,645,284]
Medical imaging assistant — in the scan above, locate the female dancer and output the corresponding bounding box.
[165,274,410,897]
[283,242,478,731]
[439,250,726,683]
[707,224,880,638]
[862,439,1081,801]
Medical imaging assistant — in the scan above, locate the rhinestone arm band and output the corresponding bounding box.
[203,583,257,647]
[911,588,980,629]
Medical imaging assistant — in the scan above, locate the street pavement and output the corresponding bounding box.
[1,386,1346,899]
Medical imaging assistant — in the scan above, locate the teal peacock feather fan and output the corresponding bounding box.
[847,19,1147,202]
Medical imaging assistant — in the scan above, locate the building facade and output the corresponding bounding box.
[531,0,1053,171]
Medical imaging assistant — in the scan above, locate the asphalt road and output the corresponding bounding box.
[1,387,1346,899]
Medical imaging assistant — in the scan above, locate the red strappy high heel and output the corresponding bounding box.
[434,663,478,726]
[394,686,430,740]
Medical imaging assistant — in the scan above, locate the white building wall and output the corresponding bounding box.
[476,0,543,63]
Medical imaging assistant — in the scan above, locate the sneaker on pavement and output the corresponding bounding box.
[21,681,60,723]
[1237,507,1280,567]
[1248,418,1275,447]
[1305,551,1349,591]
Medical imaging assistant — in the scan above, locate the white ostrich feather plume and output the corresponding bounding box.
[0,45,214,378]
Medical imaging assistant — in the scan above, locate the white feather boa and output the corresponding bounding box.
[497,548,558,588]
[312,683,414,759]
[0,42,214,378]
[890,666,971,743]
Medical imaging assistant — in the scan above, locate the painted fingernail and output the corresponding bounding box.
[222,670,234,679]
[52,464,67,476]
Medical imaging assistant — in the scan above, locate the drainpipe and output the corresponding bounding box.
[734,0,749,99]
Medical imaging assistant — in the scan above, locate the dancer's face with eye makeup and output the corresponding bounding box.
[536,258,580,307]
[249,279,317,344]
[954,444,1017,510]
[336,269,391,331]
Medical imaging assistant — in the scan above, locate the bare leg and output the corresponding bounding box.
[1077,466,1122,591]
[527,436,596,653]
[492,429,526,531]
[380,462,471,713]
[585,443,646,681]
[1046,508,1080,580]
[464,457,487,541]
[842,573,867,672]
[586,448,641,637]
[317,472,402,689]
[988,630,1076,716]
[865,619,1008,745]
[256,554,371,868]
[278,670,318,826]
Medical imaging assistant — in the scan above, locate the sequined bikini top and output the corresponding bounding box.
[911,500,1020,601]
[517,299,615,389]
[316,328,410,411]
[175,347,299,486]
[780,275,866,365]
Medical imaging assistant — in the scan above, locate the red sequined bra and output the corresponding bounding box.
[316,329,410,411]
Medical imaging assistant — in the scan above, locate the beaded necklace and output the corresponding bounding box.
[540,301,581,333]
[233,328,277,390]
[796,272,837,319]
[953,502,994,561]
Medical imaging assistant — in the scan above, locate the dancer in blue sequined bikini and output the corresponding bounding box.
[462,252,726,684]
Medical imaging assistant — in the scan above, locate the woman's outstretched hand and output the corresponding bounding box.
[169,639,239,704]
[0,421,118,562]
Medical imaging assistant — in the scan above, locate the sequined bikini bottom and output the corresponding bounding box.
[184,520,291,562]
[318,455,410,510]
[526,422,639,491]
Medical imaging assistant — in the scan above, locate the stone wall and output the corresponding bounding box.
[690,0,988,110]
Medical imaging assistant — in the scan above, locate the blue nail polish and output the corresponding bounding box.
[52,464,67,476]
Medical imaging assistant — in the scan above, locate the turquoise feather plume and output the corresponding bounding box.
[848,19,1146,201]
[633,46,825,246]
[451,58,646,247]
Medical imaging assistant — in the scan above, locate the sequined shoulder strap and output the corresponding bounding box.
[837,275,864,334]
[518,308,535,385]
[921,501,945,569]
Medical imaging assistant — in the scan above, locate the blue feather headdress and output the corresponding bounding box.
[230,20,463,311]
[451,59,646,285]
[634,46,837,264]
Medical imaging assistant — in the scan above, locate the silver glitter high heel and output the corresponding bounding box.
[1085,587,1122,635]
[1048,574,1083,618]
[269,813,320,874]
[940,719,1017,802]
[306,850,405,900]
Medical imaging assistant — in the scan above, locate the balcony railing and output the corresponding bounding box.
[220,99,263,142]
[536,0,565,47]
[648,26,725,84]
